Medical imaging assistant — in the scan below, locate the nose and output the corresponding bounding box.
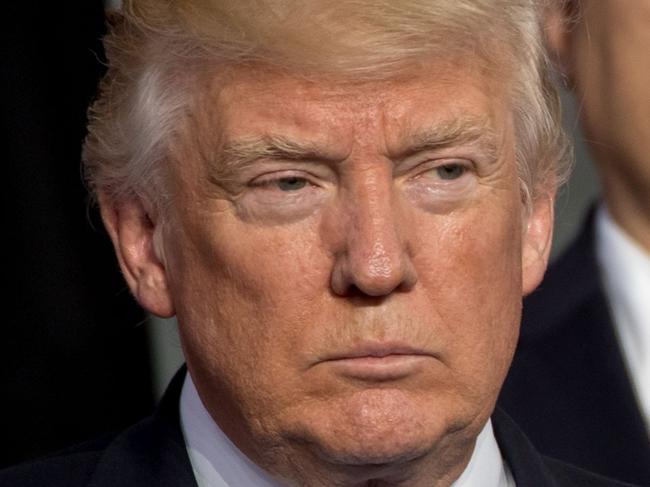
[329,171,418,297]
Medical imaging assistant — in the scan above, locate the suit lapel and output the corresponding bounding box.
[88,369,198,487]
[491,409,560,487]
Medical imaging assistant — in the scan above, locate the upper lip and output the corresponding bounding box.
[321,342,434,362]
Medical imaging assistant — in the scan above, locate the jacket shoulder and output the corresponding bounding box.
[0,436,112,487]
[0,369,196,487]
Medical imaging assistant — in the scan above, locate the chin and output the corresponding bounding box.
[287,388,472,469]
[314,434,435,468]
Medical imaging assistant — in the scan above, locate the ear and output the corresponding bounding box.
[521,192,555,296]
[544,0,578,81]
[99,193,176,318]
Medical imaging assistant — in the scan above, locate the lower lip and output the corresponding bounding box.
[325,354,432,381]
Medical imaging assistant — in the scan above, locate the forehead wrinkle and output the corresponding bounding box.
[394,116,500,162]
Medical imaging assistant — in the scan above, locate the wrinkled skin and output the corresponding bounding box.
[102,63,553,486]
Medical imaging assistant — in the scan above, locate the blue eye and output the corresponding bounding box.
[435,164,465,180]
[277,177,308,191]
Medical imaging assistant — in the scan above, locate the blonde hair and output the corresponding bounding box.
[83,0,570,208]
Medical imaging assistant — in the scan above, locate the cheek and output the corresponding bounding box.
[413,205,522,379]
[166,210,331,391]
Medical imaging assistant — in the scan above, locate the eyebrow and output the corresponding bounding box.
[395,117,500,163]
[210,135,339,182]
[209,117,501,182]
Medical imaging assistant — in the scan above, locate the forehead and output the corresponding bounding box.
[204,63,509,151]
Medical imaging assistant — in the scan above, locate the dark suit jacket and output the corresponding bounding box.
[1,367,636,486]
[499,210,650,486]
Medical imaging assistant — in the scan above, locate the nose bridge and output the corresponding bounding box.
[331,164,416,297]
[350,170,401,273]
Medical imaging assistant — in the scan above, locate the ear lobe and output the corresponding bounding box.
[99,194,176,318]
[521,193,555,296]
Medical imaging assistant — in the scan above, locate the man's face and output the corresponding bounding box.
[568,0,650,193]
[113,62,552,483]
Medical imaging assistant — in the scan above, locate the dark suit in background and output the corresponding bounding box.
[500,210,650,486]
[1,1,153,467]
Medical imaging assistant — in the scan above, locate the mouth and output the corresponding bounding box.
[320,344,436,382]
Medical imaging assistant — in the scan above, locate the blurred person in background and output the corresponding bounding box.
[500,1,650,485]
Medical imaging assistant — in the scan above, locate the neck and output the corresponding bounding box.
[266,432,476,487]
[601,172,650,254]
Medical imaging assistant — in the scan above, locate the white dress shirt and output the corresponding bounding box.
[180,374,515,487]
[596,206,650,435]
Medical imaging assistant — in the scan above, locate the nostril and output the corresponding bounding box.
[330,252,418,298]
[328,204,418,298]
[340,283,385,300]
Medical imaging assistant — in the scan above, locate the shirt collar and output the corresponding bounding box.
[596,205,650,433]
[180,374,514,486]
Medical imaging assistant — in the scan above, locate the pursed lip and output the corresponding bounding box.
[323,342,434,361]
[318,343,436,381]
